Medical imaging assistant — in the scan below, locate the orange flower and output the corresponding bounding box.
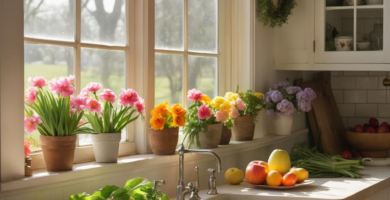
[150,115,165,130]
[151,102,170,117]
[170,104,186,117]
[171,114,186,127]
[200,94,211,105]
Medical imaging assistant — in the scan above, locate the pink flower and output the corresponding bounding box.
[24,140,31,158]
[187,89,203,101]
[80,88,89,97]
[49,75,76,97]
[197,104,212,119]
[215,110,228,123]
[86,98,102,113]
[230,107,240,119]
[99,89,116,103]
[85,82,102,93]
[24,114,41,133]
[236,98,246,111]
[28,76,47,88]
[70,95,87,111]
[25,87,36,104]
[118,89,139,106]
[70,108,76,115]
[134,98,145,114]
[78,119,84,126]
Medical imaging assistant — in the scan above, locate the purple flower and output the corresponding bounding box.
[271,90,283,102]
[271,82,290,90]
[304,88,316,101]
[286,86,302,95]
[267,109,279,119]
[265,89,274,103]
[296,91,308,101]
[276,99,295,116]
[298,100,312,112]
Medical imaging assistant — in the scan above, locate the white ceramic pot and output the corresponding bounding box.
[274,115,293,136]
[91,133,121,163]
[335,36,353,51]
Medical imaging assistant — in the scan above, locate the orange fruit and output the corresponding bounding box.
[266,170,282,186]
[282,172,297,186]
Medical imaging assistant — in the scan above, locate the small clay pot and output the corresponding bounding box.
[232,116,255,141]
[219,126,232,145]
[25,157,33,177]
[148,127,179,155]
[198,123,223,149]
[40,135,77,172]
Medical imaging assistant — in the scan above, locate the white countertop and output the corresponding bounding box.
[194,166,390,200]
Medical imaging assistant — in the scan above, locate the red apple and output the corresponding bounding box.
[377,126,390,133]
[369,118,379,128]
[246,162,267,185]
[363,123,369,131]
[341,150,352,159]
[366,126,376,133]
[353,125,364,133]
[380,122,389,127]
[353,152,362,158]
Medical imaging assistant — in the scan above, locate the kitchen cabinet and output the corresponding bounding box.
[274,0,390,71]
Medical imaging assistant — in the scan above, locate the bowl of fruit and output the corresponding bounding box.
[347,118,390,158]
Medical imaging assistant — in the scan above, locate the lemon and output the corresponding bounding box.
[225,167,244,185]
[290,167,309,183]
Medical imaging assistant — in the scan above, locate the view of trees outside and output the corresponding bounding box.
[155,0,218,105]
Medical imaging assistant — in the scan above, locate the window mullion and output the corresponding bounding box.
[75,0,82,147]
[183,0,189,108]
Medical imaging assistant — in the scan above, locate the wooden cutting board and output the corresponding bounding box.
[296,72,347,155]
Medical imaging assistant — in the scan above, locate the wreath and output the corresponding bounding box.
[256,0,297,28]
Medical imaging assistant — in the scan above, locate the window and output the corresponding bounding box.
[24,0,135,166]
[154,0,219,106]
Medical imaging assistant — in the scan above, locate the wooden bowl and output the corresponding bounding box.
[346,131,390,158]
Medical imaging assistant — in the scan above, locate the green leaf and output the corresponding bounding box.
[69,193,87,200]
[131,193,148,200]
[161,194,170,200]
[85,191,105,200]
[109,187,130,200]
[101,185,120,198]
[124,177,147,190]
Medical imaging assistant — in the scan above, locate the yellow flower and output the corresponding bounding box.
[224,92,240,102]
[210,96,225,109]
[219,100,233,112]
[150,115,165,130]
[254,92,264,99]
[200,94,211,105]
[151,102,170,117]
[171,114,186,127]
[170,104,186,116]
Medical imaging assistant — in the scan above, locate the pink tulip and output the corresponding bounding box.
[49,75,76,97]
[230,107,240,119]
[215,110,228,123]
[25,87,36,104]
[99,89,116,103]
[70,95,87,111]
[86,98,102,113]
[24,140,31,158]
[118,89,139,106]
[28,76,47,88]
[85,82,102,93]
[78,119,84,126]
[197,104,212,119]
[70,108,76,115]
[24,114,41,133]
[134,98,145,114]
[187,89,203,101]
[236,98,246,111]
[80,88,89,97]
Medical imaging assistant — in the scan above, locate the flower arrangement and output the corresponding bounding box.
[150,102,186,130]
[24,76,94,136]
[264,82,316,119]
[209,96,238,129]
[81,82,145,133]
[225,89,264,119]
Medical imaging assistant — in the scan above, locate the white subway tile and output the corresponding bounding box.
[356,77,378,89]
[344,71,368,76]
[348,118,369,127]
[356,104,377,117]
[331,71,343,76]
[378,104,390,118]
[378,76,386,89]
[367,90,387,103]
[337,104,355,117]
[331,77,356,89]
[332,90,343,103]
[344,90,367,103]
[369,71,387,76]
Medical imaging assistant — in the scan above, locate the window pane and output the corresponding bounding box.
[155,0,184,50]
[79,48,126,145]
[188,56,217,98]
[155,53,183,105]
[188,0,218,53]
[24,43,74,151]
[24,0,74,41]
[81,0,126,46]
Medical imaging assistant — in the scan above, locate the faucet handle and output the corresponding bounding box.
[207,168,216,175]
[152,180,165,190]
[194,166,200,190]
[207,168,218,195]
[186,182,194,191]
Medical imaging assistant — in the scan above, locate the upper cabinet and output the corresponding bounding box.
[274,0,390,71]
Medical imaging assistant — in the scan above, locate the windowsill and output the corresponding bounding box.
[1,129,308,192]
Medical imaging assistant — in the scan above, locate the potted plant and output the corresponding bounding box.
[83,83,145,163]
[149,102,186,155]
[226,90,264,141]
[264,82,316,135]
[24,140,32,176]
[183,89,223,149]
[24,76,94,172]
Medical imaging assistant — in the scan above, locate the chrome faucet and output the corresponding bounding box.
[176,144,222,200]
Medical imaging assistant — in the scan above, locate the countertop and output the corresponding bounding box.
[194,166,390,200]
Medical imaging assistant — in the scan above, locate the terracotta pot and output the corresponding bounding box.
[25,157,33,177]
[91,133,121,163]
[274,115,293,136]
[232,116,255,141]
[40,135,77,172]
[219,126,232,145]
[148,127,179,155]
[198,123,223,149]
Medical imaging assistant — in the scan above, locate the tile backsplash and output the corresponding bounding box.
[331,71,390,128]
